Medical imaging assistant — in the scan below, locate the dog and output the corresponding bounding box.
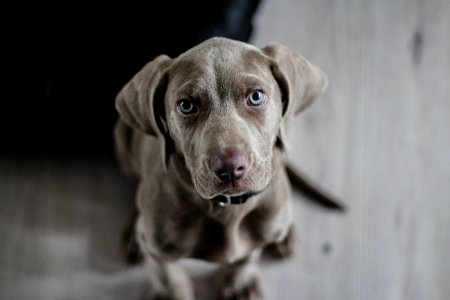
[114,37,331,299]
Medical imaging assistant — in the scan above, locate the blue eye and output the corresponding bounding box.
[247,90,266,106]
[177,99,198,115]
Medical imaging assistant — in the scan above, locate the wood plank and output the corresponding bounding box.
[253,0,450,299]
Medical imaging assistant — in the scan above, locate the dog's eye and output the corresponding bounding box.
[177,99,198,115]
[247,90,266,106]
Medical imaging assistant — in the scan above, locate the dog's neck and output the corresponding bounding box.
[211,190,263,206]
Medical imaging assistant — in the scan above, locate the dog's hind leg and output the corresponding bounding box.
[263,224,297,260]
[121,209,144,265]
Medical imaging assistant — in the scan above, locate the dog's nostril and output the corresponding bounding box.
[211,150,248,182]
[216,170,231,181]
[234,166,246,178]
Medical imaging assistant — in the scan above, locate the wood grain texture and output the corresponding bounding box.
[253,0,450,299]
[0,1,449,299]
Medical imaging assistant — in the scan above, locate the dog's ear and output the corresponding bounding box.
[115,55,173,169]
[116,55,172,135]
[263,43,328,153]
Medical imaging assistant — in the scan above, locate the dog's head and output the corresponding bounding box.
[116,37,327,199]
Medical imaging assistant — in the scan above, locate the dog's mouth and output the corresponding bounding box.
[208,179,271,206]
[191,158,272,202]
[214,178,252,196]
[210,190,264,206]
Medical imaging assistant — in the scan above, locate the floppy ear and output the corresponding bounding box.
[263,43,328,154]
[115,55,172,135]
[115,55,173,169]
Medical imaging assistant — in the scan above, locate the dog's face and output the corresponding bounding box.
[116,37,327,200]
[164,41,283,198]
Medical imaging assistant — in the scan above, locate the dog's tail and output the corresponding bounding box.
[285,163,345,211]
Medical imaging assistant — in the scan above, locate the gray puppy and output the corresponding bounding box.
[115,37,328,300]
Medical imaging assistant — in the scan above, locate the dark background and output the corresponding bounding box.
[2,0,261,156]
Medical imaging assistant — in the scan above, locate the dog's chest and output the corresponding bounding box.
[157,202,290,263]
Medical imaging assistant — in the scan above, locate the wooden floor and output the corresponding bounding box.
[1,0,449,299]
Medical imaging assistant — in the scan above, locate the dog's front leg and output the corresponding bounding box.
[142,255,194,300]
[217,249,264,300]
[136,217,194,300]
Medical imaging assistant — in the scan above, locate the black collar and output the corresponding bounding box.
[211,191,262,206]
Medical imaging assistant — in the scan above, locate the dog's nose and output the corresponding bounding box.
[210,150,248,181]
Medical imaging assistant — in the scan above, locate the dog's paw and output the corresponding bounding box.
[220,276,263,300]
[263,226,297,260]
[217,261,264,300]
